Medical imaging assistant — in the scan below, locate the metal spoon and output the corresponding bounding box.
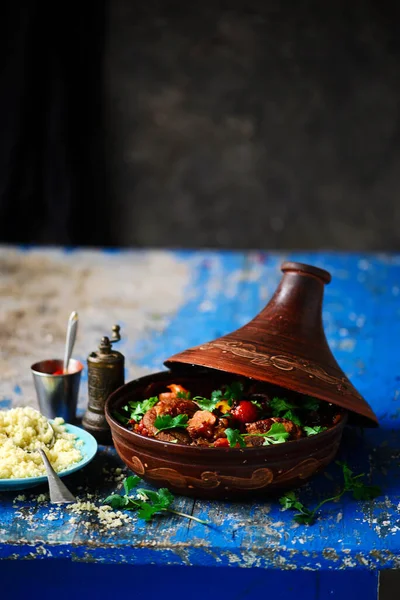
[63,311,79,374]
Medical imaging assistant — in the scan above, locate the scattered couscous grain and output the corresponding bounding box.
[68,501,131,529]
[0,407,83,479]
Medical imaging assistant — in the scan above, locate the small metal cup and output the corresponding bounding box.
[31,359,83,422]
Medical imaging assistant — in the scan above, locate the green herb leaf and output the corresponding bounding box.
[124,475,141,495]
[154,414,189,433]
[137,487,174,507]
[279,491,298,509]
[112,410,130,425]
[126,397,159,422]
[194,389,226,411]
[176,391,191,399]
[352,484,381,501]
[293,512,314,525]
[269,397,296,413]
[263,422,290,444]
[301,396,320,411]
[279,491,315,523]
[103,494,129,509]
[250,399,263,410]
[304,425,328,436]
[282,409,302,426]
[222,382,243,401]
[244,423,290,445]
[269,397,304,426]
[193,396,220,411]
[336,461,381,500]
[193,382,243,411]
[211,389,223,402]
[137,503,164,521]
[280,462,381,526]
[104,478,210,526]
[225,428,246,448]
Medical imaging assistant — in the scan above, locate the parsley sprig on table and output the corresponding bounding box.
[225,423,290,447]
[104,476,209,525]
[154,414,189,433]
[194,382,244,411]
[279,462,381,524]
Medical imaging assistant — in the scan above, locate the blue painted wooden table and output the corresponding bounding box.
[1,247,399,600]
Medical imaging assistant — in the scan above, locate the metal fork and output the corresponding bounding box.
[25,415,76,504]
[38,449,76,504]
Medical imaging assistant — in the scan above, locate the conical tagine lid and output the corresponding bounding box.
[165,261,378,427]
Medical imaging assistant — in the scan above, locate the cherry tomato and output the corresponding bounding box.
[231,400,258,424]
[213,437,230,447]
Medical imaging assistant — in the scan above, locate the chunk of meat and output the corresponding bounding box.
[155,396,197,418]
[245,417,274,434]
[187,410,216,439]
[244,436,265,448]
[212,417,229,441]
[166,384,189,395]
[141,407,191,444]
[246,417,302,440]
[191,437,213,447]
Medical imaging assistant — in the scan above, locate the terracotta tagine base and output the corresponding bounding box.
[106,371,347,500]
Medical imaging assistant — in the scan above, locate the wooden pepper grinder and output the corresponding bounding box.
[82,325,124,444]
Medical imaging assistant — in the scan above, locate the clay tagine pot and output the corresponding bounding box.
[105,262,377,500]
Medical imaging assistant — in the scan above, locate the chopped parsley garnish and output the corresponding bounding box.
[279,461,381,524]
[269,397,296,413]
[194,382,244,411]
[246,422,290,445]
[222,382,244,401]
[268,395,323,427]
[304,425,327,436]
[176,391,191,399]
[301,396,320,411]
[269,397,302,426]
[115,397,159,424]
[256,422,290,444]
[154,414,189,433]
[193,395,221,412]
[225,423,290,447]
[112,410,130,425]
[104,476,209,525]
[250,399,263,410]
[225,428,246,448]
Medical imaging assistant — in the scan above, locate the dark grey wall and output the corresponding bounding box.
[105,1,400,250]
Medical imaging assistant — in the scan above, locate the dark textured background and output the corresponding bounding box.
[1,1,400,250]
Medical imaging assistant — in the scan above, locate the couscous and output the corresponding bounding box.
[0,407,83,479]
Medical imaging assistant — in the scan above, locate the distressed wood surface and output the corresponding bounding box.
[1,247,400,571]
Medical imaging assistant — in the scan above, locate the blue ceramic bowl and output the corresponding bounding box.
[0,423,98,492]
